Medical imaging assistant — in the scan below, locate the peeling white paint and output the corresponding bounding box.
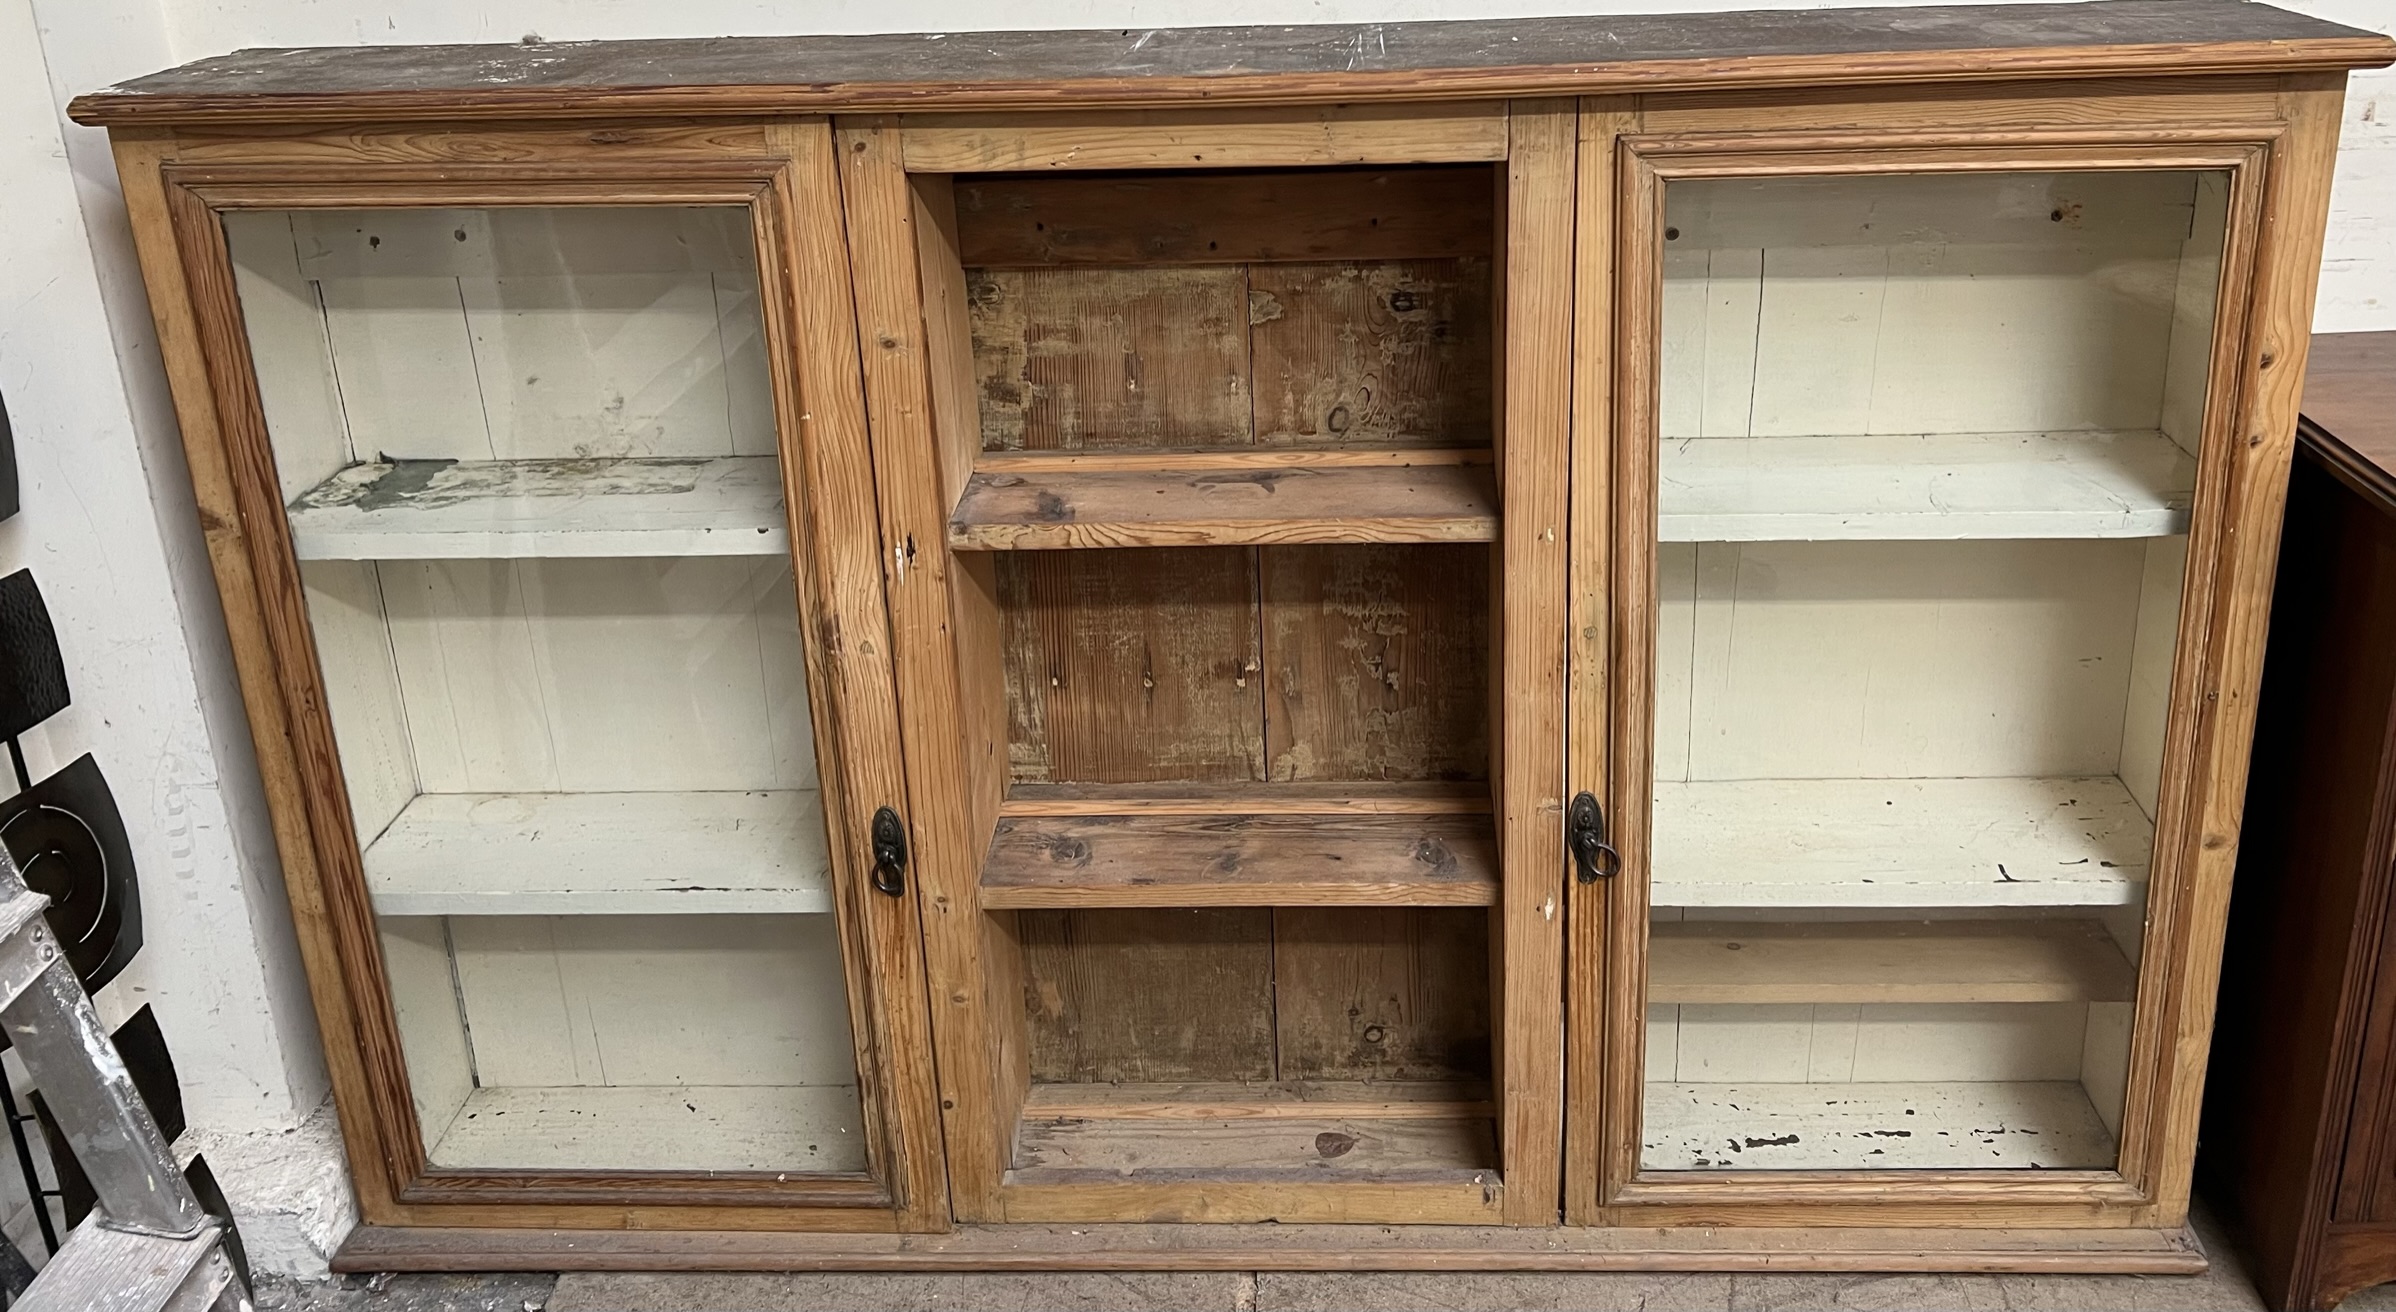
[176,1099,357,1281]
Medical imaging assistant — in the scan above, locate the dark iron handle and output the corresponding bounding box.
[1568,791,1619,884]
[870,806,908,898]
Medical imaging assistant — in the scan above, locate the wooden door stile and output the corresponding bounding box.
[2132,73,2348,1221]
[766,119,954,1233]
[1593,95,1659,1223]
[1566,94,1637,1227]
[834,113,1022,1224]
[113,127,419,1225]
[1493,97,1576,1227]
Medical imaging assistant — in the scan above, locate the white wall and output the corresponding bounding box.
[3,0,2392,1276]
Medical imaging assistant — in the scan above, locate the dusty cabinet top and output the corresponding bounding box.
[66,0,2394,127]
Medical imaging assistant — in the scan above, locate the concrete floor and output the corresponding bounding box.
[250,1212,2396,1312]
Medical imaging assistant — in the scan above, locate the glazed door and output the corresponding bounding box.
[1566,104,2293,1222]
[163,137,946,1227]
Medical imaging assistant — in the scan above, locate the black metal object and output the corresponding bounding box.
[0,390,18,524]
[0,756,141,993]
[871,807,908,897]
[0,565,178,1269]
[0,573,67,745]
[1568,791,1619,884]
[182,1155,249,1292]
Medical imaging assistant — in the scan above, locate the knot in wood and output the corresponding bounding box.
[1045,836,1091,866]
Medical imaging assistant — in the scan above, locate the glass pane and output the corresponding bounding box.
[1642,170,2230,1171]
[228,207,865,1176]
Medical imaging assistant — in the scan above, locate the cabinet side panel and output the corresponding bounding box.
[2203,456,2396,1303]
[302,560,417,842]
[379,918,474,1153]
[223,210,353,498]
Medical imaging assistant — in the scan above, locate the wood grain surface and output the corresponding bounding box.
[978,811,1500,907]
[69,2,2391,126]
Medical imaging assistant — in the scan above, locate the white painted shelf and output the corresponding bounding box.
[362,790,833,917]
[1658,430,2195,542]
[1650,776,2153,909]
[1642,1080,2117,1171]
[1649,919,2137,1005]
[427,1083,867,1174]
[286,455,787,560]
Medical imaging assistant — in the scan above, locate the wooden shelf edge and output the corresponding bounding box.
[286,454,790,562]
[978,810,1500,909]
[361,789,833,918]
[1008,1101,1499,1188]
[333,1222,2209,1273]
[948,459,1499,551]
[1023,1081,1494,1122]
[1000,781,1493,817]
[1650,776,2155,910]
[1653,429,2196,544]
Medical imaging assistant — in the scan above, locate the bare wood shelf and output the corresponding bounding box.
[947,454,1499,550]
[1649,919,2138,1006]
[978,805,1499,909]
[1022,1080,1493,1122]
[1000,781,1491,817]
[1011,1081,1498,1185]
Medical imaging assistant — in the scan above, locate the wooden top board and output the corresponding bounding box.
[67,1,2392,127]
[2299,331,2396,509]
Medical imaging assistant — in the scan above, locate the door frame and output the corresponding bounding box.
[116,122,950,1231]
[837,99,1576,1226]
[1564,76,2344,1228]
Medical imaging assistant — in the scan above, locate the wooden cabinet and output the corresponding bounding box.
[67,0,2391,1273]
[2201,332,2396,1312]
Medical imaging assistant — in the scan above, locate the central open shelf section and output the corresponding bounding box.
[918,158,1513,1211]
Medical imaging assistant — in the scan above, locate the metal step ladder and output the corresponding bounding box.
[0,846,247,1311]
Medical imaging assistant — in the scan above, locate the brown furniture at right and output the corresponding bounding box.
[2203,330,2396,1312]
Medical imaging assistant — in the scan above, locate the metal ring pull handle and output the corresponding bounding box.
[870,806,908,897]
[1568,791,1619,884]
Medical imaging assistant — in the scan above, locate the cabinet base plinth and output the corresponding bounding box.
[334,1221,2206,1274]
